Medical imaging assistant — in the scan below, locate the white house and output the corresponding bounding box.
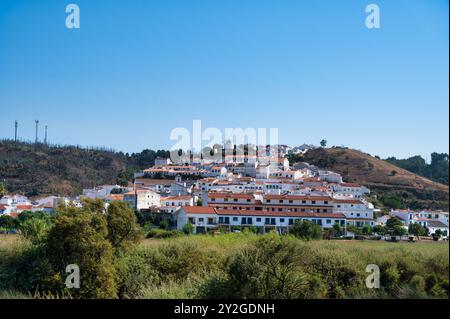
[318,171,343,183]
[330,183,370,198]
[333,199,375,227]
[160,195,196,213]
[176,206,347,234]
[426,220,448,237]
[154,157,172,167]
[123,189,161,210]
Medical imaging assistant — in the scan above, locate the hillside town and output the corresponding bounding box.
[1,150,448,239]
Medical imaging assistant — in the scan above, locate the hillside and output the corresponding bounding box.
[292,147,449,210]
[0,140,129,197]
[0,140,171,197]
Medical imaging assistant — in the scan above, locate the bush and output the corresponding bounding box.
[146,229,183,239]
[199,235,311,299]
[182,223,195,235]
[289,220,323,240]
[115,249,158,299]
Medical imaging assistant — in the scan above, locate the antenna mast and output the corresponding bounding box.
[14,120,18,142]
[35,120,39,144]
[44,125,48,145]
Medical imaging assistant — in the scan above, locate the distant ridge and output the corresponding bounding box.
[291,147,449,210]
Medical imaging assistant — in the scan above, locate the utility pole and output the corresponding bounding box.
[35,120,39,144]
[14,120,18,142]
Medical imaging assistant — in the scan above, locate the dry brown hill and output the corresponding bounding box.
[294,147,449,210]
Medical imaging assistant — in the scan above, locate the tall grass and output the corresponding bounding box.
[1,233,448,299]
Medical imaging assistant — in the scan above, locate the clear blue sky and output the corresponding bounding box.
[0,0,448,159]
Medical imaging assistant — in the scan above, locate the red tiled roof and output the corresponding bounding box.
[16,205,32,210]
[183,206,216,214]
[264,195,332,201]
[208,192,254,199]
[215,209,345,219]
[334,199,362,204]
[162,195,193,201]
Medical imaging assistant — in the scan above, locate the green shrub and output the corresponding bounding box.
[146,229,183,239]
[115,249,158,299]
[289,220,323,240]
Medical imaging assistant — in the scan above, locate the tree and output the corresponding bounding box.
[46,206,117,298]
[346,224,361,235]
[20,218,52,245]
[386,216,404,229]
[0,181,7,198]
[0,215,18,230]
[373,224,387,236]
[408,223,426,239]
[182,223,195,235]
[18,210,51,224]
[361,224,373,235]
[116,168,134,187]
[320,139,327,148]
[332,223,342,236]
[382,195,403,209]
[106,201,141,250]
[392,225,407,236]
[289,220,323,240]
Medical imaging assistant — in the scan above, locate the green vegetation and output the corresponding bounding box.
[1,220,448,299]
[0,140,170,197]
[386,153,449,185]
[289,220,323,240]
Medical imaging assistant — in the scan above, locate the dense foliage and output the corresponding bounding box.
[0,140,170,196]
[386,153,449,185]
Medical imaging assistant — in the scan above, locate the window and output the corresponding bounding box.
[312,201,316,204]
[302,200,306,204]
[233,217,238,221]
[289,218,293,225]
[247,217,253,225]
[289,200,293,203]
[279,200,283,203]
[224,198,228,202]
[271,218,276,225]
[356,213,360,217]
[267,199,271,203]
[218,217,224,223]
[256,218,261,222]
[224,217,230,224]
[317,219,322,226]
[265,218,270,225]
[211,198,216,201]
[234,198,238,202]
[280,218,285,223]
[208,218,214,224]
[247,199,251,203]
[326,219,331,224]
[324,201,328,204]
[199,218,204,222]
[242,217,247,224]
[188,217,195,224]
